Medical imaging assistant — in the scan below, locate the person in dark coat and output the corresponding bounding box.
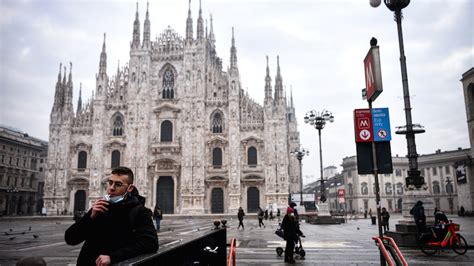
[153,206,163,231]
[381,207,390,233]
[410,200,426,239]
[257,207,265,228]
[237,207,245,230]
[277,208,281,221]
[65,167,158,266]
[264,209,269,220]
[433,207,449,241]
[281,207,298,263]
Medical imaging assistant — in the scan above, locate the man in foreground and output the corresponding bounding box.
[65,167,158,265]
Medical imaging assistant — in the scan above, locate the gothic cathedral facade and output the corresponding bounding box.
[43,2,301,214]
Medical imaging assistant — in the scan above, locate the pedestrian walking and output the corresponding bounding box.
[369,208,373,218]
[277,208,281,221]
[381,207,390,233]
[237,207,245,230]
[281,206,298,263]
[65,167,158,265]
[153,206,163,231]
[460,205,465,216]
[264,209,269,220]
[258,207,265,228]
[269,210,274,220]
[410,200,427,240]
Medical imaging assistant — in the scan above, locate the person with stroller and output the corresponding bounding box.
[281,207,298,263]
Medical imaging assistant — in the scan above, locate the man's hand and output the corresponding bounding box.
[95,255,111,266]
[91,199,109,219]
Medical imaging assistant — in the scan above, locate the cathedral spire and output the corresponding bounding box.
[209,14,215,45]
[62,65,67,85]
[77,83,82,114]
[67,62,73,100]
[196,0,204,40]
[229,27,238,73]
[274,55,283,101]
[57,62,62,82]
[186,0,193,42]
[53,63,63,110]
[99,33,107,78]
[264,56,272,102]
[143,2,151,48]
[131,2,141,49]
[290,85,294,108]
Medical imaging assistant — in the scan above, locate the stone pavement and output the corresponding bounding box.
[0,213,472,265]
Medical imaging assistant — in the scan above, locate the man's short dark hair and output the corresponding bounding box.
[111,167,134,184]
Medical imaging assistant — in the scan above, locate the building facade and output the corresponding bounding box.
[460,67,474,213]
[43,2,301,215]
[0,125,48,216]
[341,148,470,215]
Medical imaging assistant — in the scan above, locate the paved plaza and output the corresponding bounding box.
[0,213,473,265]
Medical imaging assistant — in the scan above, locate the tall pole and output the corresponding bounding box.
[318,128,326,203]
[369,100,385,266]
[391,3,424,188]
[299,156,303,206]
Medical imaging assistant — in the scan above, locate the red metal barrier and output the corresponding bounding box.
[227,238,236,266]
[372,236,408,266]
[373,236,394,266]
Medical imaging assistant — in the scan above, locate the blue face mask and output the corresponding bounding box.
[105,190,129,204]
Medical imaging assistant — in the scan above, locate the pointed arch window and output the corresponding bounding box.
[162,69,174,99]
[160,120,173,142]
[111,150,121,168]
[78,151,87,171]
[212,147,222,168]
[247,147,257,165]
[112,115,124,136]
[211,112,223,133]
[348,183,353,196]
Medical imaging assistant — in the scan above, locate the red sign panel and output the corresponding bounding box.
[364,46,383,102]
[338,189,345,203]
[354,109,373,142]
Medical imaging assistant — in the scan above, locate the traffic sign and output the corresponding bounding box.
[364,45,383,102]
[372,108,391,141]
[354,109,373,142]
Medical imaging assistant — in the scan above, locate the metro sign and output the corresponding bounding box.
[364,45,383,102]
[354,109,373,142]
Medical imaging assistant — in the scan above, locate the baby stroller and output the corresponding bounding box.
[275,224,306,258]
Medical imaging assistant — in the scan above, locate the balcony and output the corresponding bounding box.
[242,164,263,173]
[207,165,228,174]
[150,141,181,155]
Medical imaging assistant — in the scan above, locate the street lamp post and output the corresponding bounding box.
[290,147,309,206]
[304,110,334,204]
[372,0,425,188]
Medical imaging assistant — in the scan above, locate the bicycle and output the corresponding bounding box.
[420,222,468,256]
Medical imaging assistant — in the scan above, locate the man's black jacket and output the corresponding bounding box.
[65,196,158,265]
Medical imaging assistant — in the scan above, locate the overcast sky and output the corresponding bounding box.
[0,0,472,184]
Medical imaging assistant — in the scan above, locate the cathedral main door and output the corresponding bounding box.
[247,187,260,213]
[211,188,224,213]
[74,190,86,212]
[156,176,174,214]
